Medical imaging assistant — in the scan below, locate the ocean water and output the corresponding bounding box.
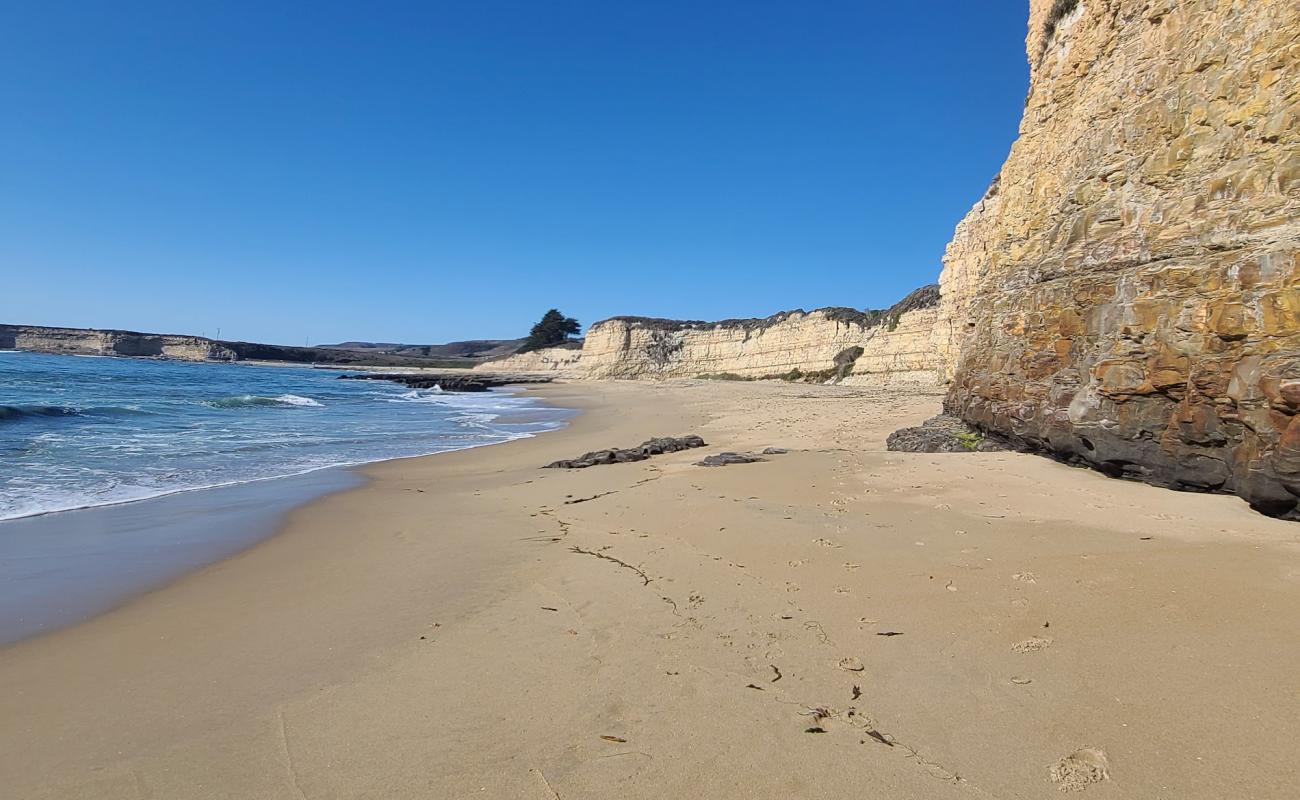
[0,351,571,521]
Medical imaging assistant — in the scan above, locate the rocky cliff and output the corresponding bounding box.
[577,286,943,383]
[938,0,1300,515]
[0,325,237,361]
[471,344,585,375]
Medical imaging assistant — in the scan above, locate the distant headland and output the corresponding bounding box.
[0,323,526,369]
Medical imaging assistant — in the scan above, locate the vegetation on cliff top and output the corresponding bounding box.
[601,284,939,334]
[518,309,581,353]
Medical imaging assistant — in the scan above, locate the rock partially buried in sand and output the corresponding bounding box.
[762,447,789,455]
[696,452,766,467]
[543,435,706,469]
[1049,748,1110,791]
[886,414,1011,453]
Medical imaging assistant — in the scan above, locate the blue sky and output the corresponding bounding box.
[1,2,1029,345]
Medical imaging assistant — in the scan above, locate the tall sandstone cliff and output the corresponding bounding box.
[478,288,945,383]
[940,0,1300,515]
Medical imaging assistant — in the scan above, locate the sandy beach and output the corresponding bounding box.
[3,380,1299,799]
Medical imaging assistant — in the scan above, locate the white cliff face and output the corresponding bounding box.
[839,307,943,385]
[471,346,584,375]
[577,303,943,383]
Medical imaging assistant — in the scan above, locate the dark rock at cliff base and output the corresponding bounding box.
[887,415,1011,454]
[696,452,766,467]
[339,372,553,392]
[544,435,706,469]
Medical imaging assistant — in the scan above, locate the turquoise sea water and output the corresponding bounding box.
[0,352,570,521]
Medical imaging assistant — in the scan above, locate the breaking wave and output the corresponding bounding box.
[206,394,324,409]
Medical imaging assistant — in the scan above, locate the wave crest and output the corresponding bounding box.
[0,404,80,422]
[206,394,324,409]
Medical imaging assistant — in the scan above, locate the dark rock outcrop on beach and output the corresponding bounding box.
[543,436,706,469]
[696,452,766,467]
[887,415,1012,454]
[339,372,554,393]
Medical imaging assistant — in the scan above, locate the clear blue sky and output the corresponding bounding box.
[2,2,1030,345]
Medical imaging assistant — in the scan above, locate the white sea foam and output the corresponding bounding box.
[272,394,324,407]
[0,355,572,522]
[205,394,324,409]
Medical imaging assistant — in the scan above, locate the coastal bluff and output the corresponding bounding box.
[937,0,1300,516]
[477,286,945,384]
[0,324,235,361]
[482,0,1300,519]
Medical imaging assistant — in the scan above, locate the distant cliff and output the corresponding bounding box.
[475,286,944,383]
[471,343,585,375]
[938,0,1300,515]
[0,325,237,361]
[0,325,499,368]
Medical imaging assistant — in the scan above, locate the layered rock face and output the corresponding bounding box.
[471,345,585,375]
[578,287,943,383]
[940,0,1300,515]
[0,325,236,361]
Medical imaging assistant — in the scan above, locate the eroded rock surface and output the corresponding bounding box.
[887,415,1011,454]
[471,344,585,376]
[543,436,707,469]
[938,0,1300,516]
[578,287,943,384]
[695,452,767,467]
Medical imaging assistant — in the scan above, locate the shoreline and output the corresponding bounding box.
[0,467,365,647]
[0,384,569,524]
[0,382,576,646]
[3,380,1299,798]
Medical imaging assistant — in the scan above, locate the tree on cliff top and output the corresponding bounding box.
[518,309,580,353]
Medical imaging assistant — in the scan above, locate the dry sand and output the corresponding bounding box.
[3,379,1299,799]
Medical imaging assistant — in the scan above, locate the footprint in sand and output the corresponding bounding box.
[789,559,807,568]
[837,656,865,672]
[813,538,841,549]
[1049,747,1110,791]
[1011,636,1053,653]
[842,562,861,571]
[833,586,851,596]
[1012,571,1038,584]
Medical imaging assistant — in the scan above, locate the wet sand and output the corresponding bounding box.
[0,468,362,646]
[3,379,1299,798]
